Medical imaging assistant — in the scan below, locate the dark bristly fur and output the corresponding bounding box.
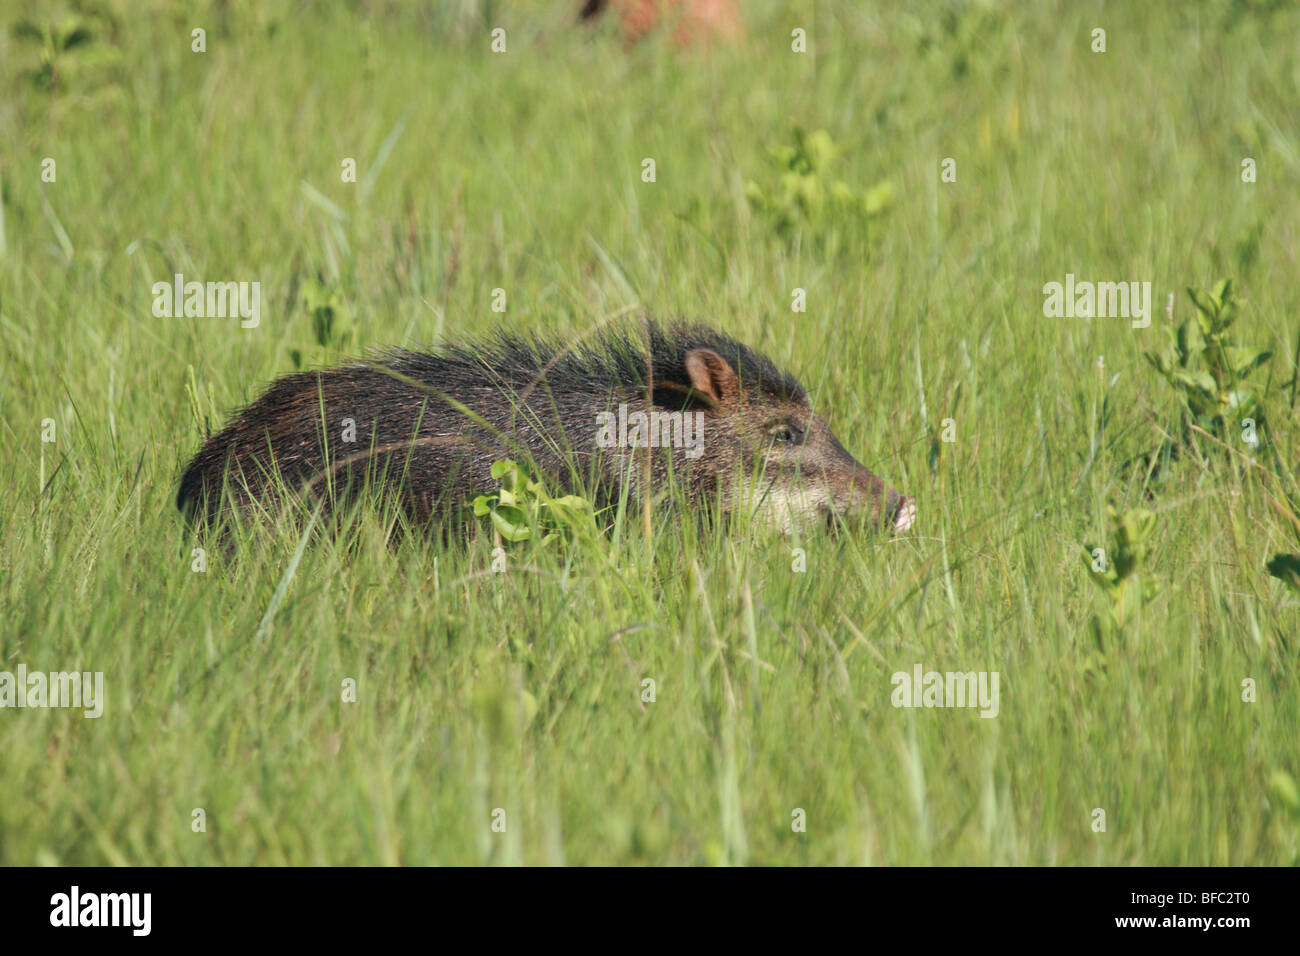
[382,322,805,401]
[177,320,913,536]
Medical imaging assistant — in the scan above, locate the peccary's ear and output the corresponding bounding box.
[684,349,740,405]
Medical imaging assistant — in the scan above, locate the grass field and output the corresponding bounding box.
[2,0,1299,865]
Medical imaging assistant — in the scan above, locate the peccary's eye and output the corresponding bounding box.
[769,424,800,444]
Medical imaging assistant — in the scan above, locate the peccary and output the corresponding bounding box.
[177,321,915,537]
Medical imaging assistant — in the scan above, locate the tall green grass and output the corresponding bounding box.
[1,0,1297,864]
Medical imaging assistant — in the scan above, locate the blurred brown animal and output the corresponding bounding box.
[580,0,743,48]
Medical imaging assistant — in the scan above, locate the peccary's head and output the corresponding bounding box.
[652,327,915,536]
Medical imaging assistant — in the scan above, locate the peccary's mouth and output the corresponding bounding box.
[823,491,916,536]
[884,491,917,535]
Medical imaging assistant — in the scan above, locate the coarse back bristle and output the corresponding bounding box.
[379,319,807,402]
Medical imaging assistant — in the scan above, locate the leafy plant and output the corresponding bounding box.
[290,278,355,369]
[744,128,893,236]
[1082,506,1160,645]
[10,12,122,98]
[305,279,354,350]
[1143,279,1272,450]
[470,460,596,546]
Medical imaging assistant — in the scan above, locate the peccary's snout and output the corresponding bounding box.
[883,488,918,535]
[845,461,915,536]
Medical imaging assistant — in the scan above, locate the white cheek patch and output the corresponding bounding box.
[732,474,914,536]
[747,483,831,535]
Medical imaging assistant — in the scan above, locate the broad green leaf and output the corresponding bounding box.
[1225,346,1270,378]
[1142,350,1169,375]
[490,505,531,541]
[548,494,593,511]
[1176,318,1204,361]
[1172,368,1215,394]
[1187,286,1216,321]
[1217,300,1237,328]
